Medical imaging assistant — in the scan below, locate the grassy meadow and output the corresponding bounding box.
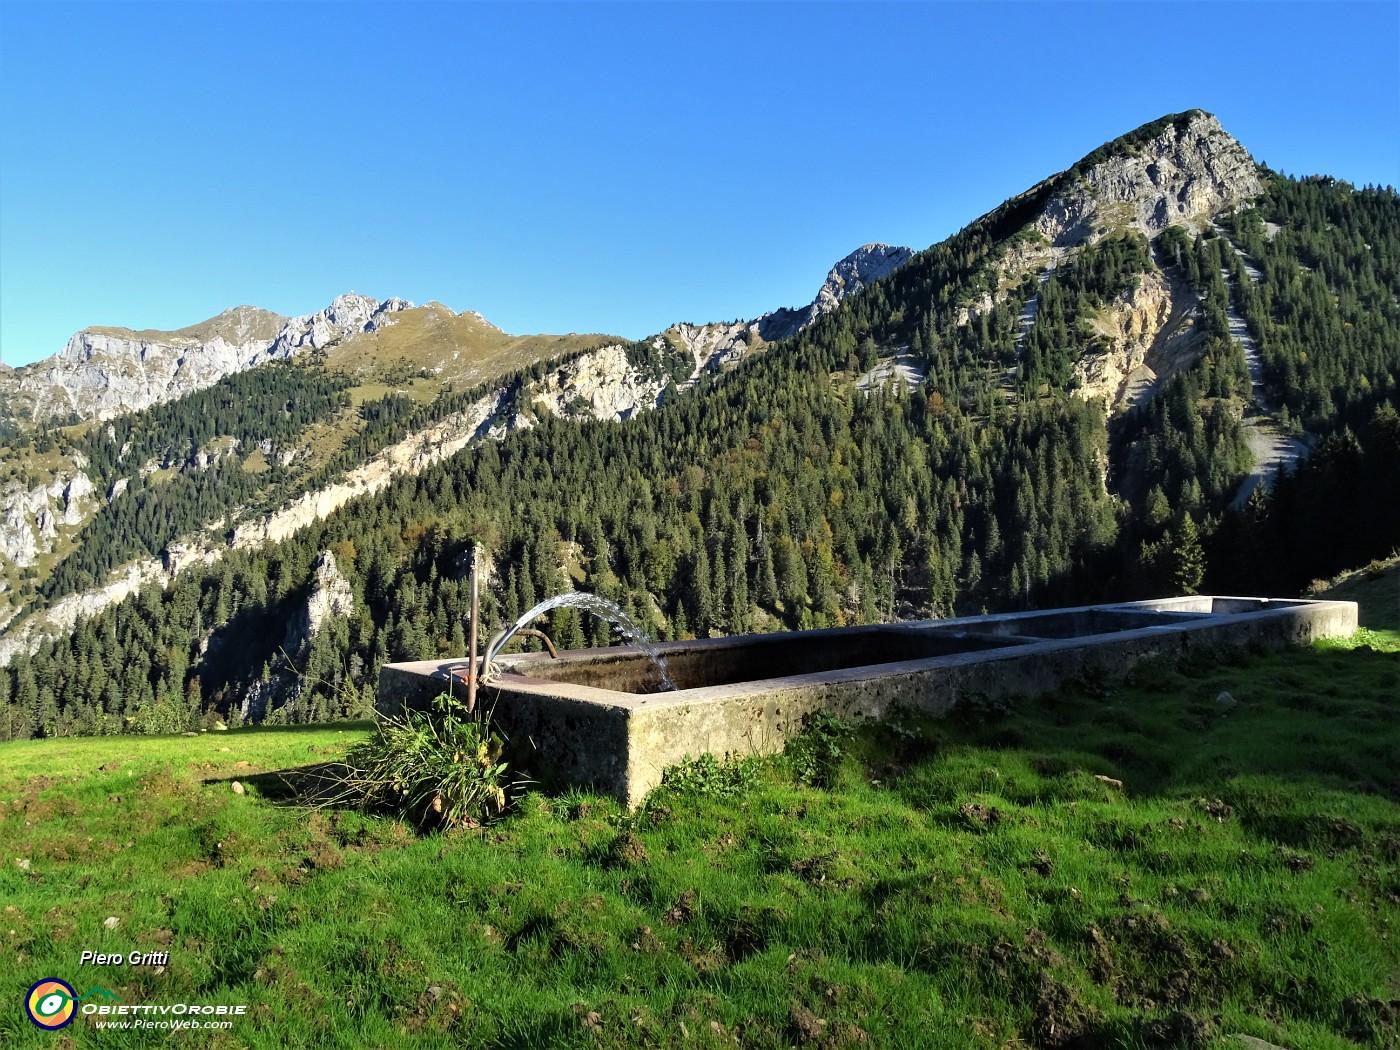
[1,567,1396,1048]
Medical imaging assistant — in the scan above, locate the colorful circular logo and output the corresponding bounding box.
[26,978,77,1030]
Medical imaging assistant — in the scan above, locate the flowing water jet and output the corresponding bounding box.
[484,592,676,692]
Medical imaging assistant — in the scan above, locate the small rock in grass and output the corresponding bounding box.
[1216,691,1238,709]
[571,1003,602,1031]
[231,781,245,795]
[103,916,120,929]
[15,858,31,871]
[1229,1037,1292,1050]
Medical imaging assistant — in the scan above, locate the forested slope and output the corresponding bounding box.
[2,114,1397,739]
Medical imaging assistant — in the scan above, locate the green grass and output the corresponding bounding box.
[1310,554,1399,636]
[2,627,1396,1048]
[324,305,621,390]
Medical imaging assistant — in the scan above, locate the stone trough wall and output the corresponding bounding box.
[378,597,1357,808]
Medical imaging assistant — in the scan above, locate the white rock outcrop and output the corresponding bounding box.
[0,465,98,568]
[231,390,506,548]
[663,243,915,377]
[1072,269,1203,412]
[530,344,668,421]
[283,550,355,655]
[4,294,413,425]
[1035,111,1262,247]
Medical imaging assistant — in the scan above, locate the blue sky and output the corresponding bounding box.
[1,1,1397,367]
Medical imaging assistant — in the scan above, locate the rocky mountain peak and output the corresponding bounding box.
[4,293,415,425]
[813,244,916,315]
[757,243,915,342]
[1035,110,1263,247]
[661,242,916,375]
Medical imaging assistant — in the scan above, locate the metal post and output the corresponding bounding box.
[467,545,480,715]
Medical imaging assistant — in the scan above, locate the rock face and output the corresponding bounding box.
[283,551,354,655]
[530,344,668,421]
[1073,268,1204,411]
[972,112,1263,415]
[661,243,914,376]
[1035,111,1262,247]
[0,556,174,666]
[0,465,98,568]
[4,294,412,424]
[760,243,915,341]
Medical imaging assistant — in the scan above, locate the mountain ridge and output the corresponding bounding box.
[3,110,1395,709]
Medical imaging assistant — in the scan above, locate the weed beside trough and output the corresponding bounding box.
[324,693,516,830]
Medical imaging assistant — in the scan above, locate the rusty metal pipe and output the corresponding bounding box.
[511,628,558,659]
[467,546,480,714]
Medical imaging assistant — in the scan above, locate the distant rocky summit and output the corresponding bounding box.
[660,243,914,375]
[2,293,412,424]
[761,243,915,340]
[1033,111,1262,246]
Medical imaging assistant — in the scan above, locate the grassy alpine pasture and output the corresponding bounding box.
[1,577,1396,1049]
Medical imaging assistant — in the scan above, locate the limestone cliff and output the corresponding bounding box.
[529,344,669,421]
[1034,111,1262,247]
[0,463,97,569]
[1073,268,1204,412]
[659,243,914,376]
[3,294,411,424]
[282,551,355,656]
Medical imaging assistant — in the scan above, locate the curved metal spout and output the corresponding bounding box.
[481,591,677,692]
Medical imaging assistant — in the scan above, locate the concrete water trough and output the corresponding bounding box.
[377,596,1357,808]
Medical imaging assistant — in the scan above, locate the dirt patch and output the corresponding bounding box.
[1340,995,1400,1045]
[629,925,665,954]
[677,937,725,976]
[404,980,467,1034]
[1085,924,1116,982]
[723,907,780,962]
[663,888,697,926]
[1027,849,1055,877]
[604,832,649,869]
[302,812,346,870]
[958,802,1002,831]
[1033,971,1101,1047]
[1195,797,1234,823]
[789,1003,826,1043]
[790,852,840,883]
[1139,1010,1214,1048]
[305,839,344,871]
